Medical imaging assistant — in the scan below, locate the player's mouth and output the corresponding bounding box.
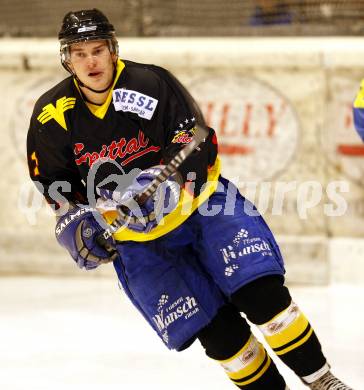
[88,71,103,78]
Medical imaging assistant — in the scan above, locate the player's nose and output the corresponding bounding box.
[86,54,97,67]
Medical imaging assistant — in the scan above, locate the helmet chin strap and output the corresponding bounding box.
[73,62,116,94]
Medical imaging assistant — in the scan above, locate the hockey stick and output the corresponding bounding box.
[96,124,209,258]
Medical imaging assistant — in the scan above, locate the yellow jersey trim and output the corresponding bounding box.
[354,79,364,109]
[85,102,101,115]
[105,156,221,242]
[74,59,126,119]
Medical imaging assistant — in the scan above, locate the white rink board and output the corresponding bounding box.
[1,37,364,283]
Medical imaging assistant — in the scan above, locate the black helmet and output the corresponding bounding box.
[59,9,115,46]
[59,9,118,70]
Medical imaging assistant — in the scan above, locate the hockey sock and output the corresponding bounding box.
[197,304,286,389]
[216,334,286,389]
[257,301,327,377]
[231,276,327,378]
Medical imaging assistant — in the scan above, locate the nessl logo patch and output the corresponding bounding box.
[112,88,158,120]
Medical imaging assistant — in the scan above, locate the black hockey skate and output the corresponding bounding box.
[308,371,353,390]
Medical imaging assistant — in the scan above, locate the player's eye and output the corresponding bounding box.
[94,47,106,56]
[72,51,86,59]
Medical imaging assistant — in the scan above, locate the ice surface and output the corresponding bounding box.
[0,276,362,390]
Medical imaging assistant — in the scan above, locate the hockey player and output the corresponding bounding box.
[353,80,364,141]
[27,9,353,390]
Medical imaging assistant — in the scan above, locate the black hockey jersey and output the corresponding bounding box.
[27,59,221,241]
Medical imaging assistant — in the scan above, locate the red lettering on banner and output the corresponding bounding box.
[345,103,353,129]
[337,145,364,156]
[337,102,364,157]
[219,103,231,136]
[265,104,276,137]
[202,101,282,140]
[243,103,252,137]
[205,102,215,127]
[218,144,254,154]
[201,101,285,155]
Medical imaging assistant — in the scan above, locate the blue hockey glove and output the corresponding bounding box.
[119,166,181,233]
[55,205,116,270]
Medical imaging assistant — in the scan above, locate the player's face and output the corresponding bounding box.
[68,40,116,90]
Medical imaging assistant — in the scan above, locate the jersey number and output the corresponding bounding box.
[31,151,40,176]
